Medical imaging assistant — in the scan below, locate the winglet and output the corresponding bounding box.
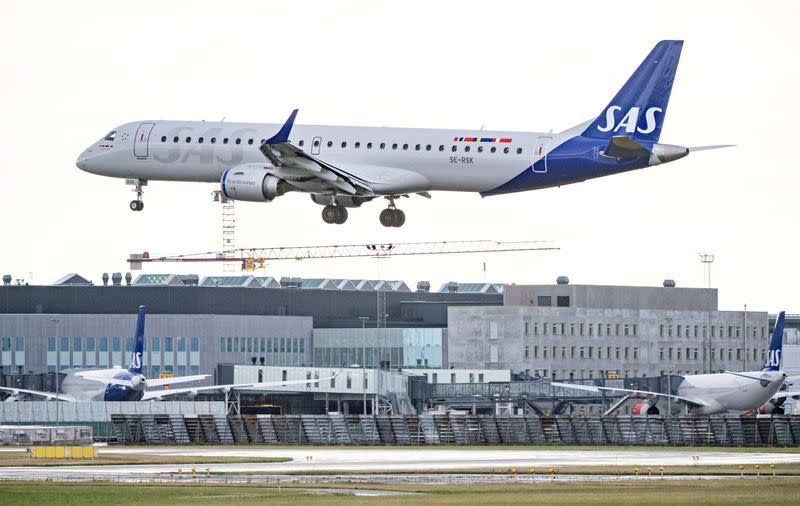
[265,109,299,144]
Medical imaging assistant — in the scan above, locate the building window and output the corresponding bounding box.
[112,337,121,352]
[534,345,539,358]
[48,337,56,352]
[73,337,82,352]
[489,321,498,339]
[469,373,475,383]
[556,296,570,307]
[478,373,484,383]
[524,321,531,335]
[489,345,498,363]
[451,373,456,383]
[537,295,552,306]
[524,345,530,359]
[432,373,438,384]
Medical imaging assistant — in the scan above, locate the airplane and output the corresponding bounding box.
[552,312,800,416]
[0,306,339,402]
[76,40,730,228]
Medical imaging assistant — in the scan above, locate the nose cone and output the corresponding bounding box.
[76,148,92,171]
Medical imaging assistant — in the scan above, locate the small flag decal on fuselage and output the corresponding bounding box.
[453,137,512,143]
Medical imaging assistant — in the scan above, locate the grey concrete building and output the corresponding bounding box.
[0,313,313,383]
[448,283,770,379]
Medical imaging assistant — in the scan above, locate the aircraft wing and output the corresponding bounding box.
[0,386,78,402]
[258,109,375,196]
[141,372,341,401]
[550,382,711,407]
[144,375,209,388]
[771,390,800,400]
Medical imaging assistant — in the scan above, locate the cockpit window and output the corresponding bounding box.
[103,131,117,141]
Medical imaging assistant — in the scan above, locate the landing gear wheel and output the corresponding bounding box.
[391,209,405,227]
[130,200,144,212]
[379,209,395,227]
[334,206,348,224]
[322,205,339,224]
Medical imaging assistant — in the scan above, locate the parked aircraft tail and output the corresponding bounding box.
[582,40,683,143]
[762,311,785,372]
[128,305,146,374]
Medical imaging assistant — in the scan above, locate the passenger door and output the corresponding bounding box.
[134,123,155,158]
[533,137,552,173]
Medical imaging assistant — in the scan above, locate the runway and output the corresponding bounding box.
[2,447,800,482]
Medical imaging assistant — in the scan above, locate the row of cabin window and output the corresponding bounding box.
[159,135,524,155]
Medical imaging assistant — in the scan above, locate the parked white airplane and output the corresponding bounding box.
[76,40,729,227]
[0,306,339,402]
[553,312,800,415]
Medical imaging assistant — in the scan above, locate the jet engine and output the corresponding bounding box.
[631,401,660,416]
[759,397,786,415]
[129,374,146,390]
[221,165,294,202]
[310,194,373,208]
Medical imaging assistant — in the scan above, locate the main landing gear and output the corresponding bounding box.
[129,179,146,212]
[321,204,348,224]
[379,198,405,228]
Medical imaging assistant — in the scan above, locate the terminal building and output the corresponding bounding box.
[0,273,794,417]
[448,281,771,380]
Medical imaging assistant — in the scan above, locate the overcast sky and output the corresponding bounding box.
[0,1,797,312]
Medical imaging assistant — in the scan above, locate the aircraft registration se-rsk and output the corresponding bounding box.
[77,40,729,227]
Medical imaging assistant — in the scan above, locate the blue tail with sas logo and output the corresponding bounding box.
[583,40,683,143]
[128,305,146,374]
[762,311,785,372]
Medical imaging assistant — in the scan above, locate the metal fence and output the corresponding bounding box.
[109,413,800,446]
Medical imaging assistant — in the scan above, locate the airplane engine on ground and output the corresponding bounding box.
[221,165,294,202]
[310,194,373,208]
[759,398,786,415]
[631,401,660,416]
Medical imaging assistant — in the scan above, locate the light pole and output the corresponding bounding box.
[743,304,748,370]
[357,317,369,414]
[699,253,715,373]
[49,318,61,437]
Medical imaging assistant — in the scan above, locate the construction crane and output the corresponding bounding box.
[128,240,558,271]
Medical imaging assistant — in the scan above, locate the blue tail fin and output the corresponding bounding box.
[762,311,785,372]
[128,305,146,374]
[583,40,683,143]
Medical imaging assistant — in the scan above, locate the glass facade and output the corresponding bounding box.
[313,328,444,368]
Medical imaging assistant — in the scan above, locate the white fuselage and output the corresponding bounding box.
[675,370,787,415]
[76,120,568,195]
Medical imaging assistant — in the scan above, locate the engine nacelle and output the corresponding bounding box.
[759,398,786,415]
[221,164,293,202]
[310,194,373,208]
[631,401,660,416]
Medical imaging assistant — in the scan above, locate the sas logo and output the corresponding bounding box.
[130,351,142,369]
[597,106,662,135]
[765,349,781,368]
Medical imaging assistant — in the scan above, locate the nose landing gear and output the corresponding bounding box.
[128,179,146,212]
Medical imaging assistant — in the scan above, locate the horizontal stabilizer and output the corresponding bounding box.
[688,144,735,152]
[604,135,651,158]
